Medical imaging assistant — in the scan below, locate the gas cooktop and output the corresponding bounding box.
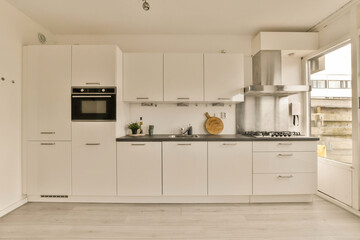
[242,131,302,138]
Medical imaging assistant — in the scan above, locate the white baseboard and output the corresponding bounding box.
[27,195,251,203]
[27,194,314,203]
[0,198,28,218]
[317,192,360,217]
[250,194,313,203]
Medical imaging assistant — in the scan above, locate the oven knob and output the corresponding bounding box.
[102,89,105,92]
[80,89,84,92]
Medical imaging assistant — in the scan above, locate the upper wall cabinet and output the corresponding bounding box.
[164,53,203,101]
[24,45,71,141]
[123,53,164,102]
[72,45,117,86]
[204,53,244,102]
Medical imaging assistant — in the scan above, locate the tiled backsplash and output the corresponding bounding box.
[128,103,236,135]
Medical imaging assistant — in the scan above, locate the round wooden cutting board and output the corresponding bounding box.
[204,112,224,135]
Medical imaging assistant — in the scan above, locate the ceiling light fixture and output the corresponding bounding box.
[142,0,150,11]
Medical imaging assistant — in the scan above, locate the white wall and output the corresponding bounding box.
[57,34,251,136]
[128,103,236,135]
[0,0,54,213]
[56,34,252,54]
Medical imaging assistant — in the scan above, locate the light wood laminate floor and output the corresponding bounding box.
[0,196,360,239]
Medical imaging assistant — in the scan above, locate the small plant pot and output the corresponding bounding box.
[131,129,138,135]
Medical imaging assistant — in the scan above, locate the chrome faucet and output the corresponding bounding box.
[181,125,193,135]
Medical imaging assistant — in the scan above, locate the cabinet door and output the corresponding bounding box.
[27,141,71,195]
[164,53,203,101]
[25,45,71,141]
[117,142,162,196]
[163,142,207,196]
[72,45,116,86]
[204,53,244,102]
[208,142,252,195]
[123,53,163,102]
[72,122,116,196]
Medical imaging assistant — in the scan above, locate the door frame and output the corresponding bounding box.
[302,34,359,211]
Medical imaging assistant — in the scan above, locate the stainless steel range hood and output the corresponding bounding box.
[244,50,310,96]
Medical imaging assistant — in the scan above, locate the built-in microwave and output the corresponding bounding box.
[71,87,116,121]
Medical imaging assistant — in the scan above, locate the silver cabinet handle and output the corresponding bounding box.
[277,153,293,157]
[277,175,293,178]
[278,143,293,145]
[40,132,55,134]
[222,143,237,146]
[136,97,149,100]
[177,143,192,146]
[218,97,231,100]
[86,82,100,85]
[72,95,112,98]
[131,144,146,146]
[86,143,101,145]
[40,143,56,145]
[177,97,190,100]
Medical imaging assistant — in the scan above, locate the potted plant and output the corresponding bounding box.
[128,122,140,134]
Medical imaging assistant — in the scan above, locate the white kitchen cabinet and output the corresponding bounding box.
[253,173,317,195]
[253,141,317,152]
[72,45,117,86]
[208,142,252,195]
[204,53,244,102]
[27,141,71,195]
[164,53,203,101]
[163,142,207,196]
[117,142,162,196]
[252,141,317,195]
[123,53,163,102]
[253,152,317,173]
[24,45,71,141]
[72,122,116,196]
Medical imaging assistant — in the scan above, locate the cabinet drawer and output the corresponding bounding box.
[253,152,317,173]
[253,173,317,195]
[253,141,316,152]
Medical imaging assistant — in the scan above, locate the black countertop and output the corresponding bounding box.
[116,134,319,142]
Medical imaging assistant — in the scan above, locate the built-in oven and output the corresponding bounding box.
[71,87,116,121]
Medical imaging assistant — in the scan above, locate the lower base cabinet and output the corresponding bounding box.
[163,142,207,196]
[117,142,162,196]
[252,141,317,195]
[208,142,252,195]
[27,141,71,195]
[72,122,116,196]
[253,173,317,195]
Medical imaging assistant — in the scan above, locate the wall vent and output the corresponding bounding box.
[40,195,68,198]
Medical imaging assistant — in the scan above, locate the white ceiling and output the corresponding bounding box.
[6,0,352,35]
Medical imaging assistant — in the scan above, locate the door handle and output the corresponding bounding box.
[86,82,100,85]
[40,132,55,134]
[86,143,101,145]
[177,143,192,146]
[40,143,56,145]
[277,154,293,157]
[131,144,146,146]
[277,175,293,179]
[278,143,292,145]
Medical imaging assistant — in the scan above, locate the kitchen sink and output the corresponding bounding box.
[168,134,200,138]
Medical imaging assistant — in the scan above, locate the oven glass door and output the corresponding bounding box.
[72,95,116,121]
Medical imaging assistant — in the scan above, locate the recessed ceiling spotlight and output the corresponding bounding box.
[142,0,150,11]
